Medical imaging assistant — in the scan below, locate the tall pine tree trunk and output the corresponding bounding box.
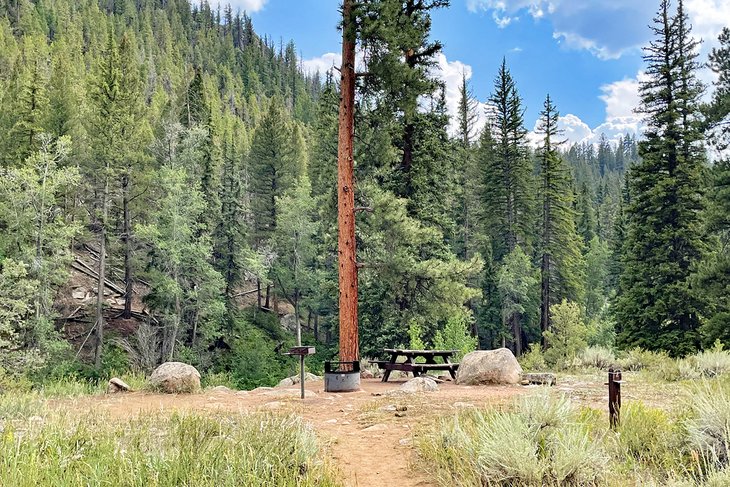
[94,173,109,368]
[122,171,133,319]
[511,314,522,356]
[540,253,550,347]
[337,0,359,364]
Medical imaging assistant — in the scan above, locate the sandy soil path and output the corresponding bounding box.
[56,379,526,487]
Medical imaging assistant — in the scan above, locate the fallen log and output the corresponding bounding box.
[72,259,125,296]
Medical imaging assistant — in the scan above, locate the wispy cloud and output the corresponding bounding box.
[227,0,268,13]
[466,0,730,60]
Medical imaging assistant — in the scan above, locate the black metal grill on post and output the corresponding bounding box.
[284,346,316,399]
[607,368,622,430]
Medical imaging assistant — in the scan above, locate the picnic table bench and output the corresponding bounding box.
[373,349,460,382]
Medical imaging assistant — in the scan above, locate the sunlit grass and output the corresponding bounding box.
[416,382,730,487]
[0,407,341,487]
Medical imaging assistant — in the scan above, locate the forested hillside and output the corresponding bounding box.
[0,0,727,387]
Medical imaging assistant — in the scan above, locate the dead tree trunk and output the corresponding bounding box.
[337,0,359,364]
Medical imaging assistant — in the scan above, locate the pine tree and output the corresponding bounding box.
[455,74,483,260]
[497,245,539,355]
[359,0,450,198]
[214,128,247,303]
[483,59,534,260]
[696,27,730,346]
[536,95,585,342]
[7,35,49,165]
[614,0,707,355]
[87,29,120,367]
[249,96,295,248]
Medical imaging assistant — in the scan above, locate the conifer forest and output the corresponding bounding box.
[0,0,728,388]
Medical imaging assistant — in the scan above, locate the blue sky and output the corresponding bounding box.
[229,0,729,144]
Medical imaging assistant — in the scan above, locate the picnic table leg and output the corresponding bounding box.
[406,356,418,378]
[381,353,397,382]
[444,355,457,380]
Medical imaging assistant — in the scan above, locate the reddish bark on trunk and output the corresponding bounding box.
[337,0,359,364]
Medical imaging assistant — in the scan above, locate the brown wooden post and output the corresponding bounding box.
[608,368,622,430]
[337,0,359,366]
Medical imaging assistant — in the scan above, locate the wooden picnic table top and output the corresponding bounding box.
[383,348,459,355]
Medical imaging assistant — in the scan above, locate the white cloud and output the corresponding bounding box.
[302,52,341,76]
[227,0,268,13]
[466,0,730,60]
[526,72,647,148]
[599,75,642,120]
[493,12,517,28]
[431,53,491,136]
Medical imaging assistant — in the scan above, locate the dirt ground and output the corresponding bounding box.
[58,378,533,487]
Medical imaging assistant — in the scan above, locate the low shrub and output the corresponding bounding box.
[686,382,730,467]
[579,346,616,369]
[201,371,238,390]
[520,343,547,372]
[615,402,681,471]
[616,348,673,372]
[419,391,608,486]
[691,343,730,378]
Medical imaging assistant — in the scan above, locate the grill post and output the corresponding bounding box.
[608,368,622,430]
[283,346,316,400]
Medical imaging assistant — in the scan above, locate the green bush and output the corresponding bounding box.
[691,343,730,378]
[543,300,588,369]
[617,348,673,372]
[579,346,616,369]
[201,371,238,390]
[520,343,547,371]
[433,311,478,361]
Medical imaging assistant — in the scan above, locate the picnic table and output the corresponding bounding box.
[372,349,460,382]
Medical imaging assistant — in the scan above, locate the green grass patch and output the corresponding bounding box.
[0,408,341,486]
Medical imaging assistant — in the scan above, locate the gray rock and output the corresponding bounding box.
[400,376,439,393]
[456,349,523,385]
[280,313,298,334]
[149,362,201,393]
[209,385,234,394]
[360,369,374,379]
[277,372,322,387]
[521,373,557,386]
[107,377,132,393]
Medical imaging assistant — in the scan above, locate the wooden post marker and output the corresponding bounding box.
[607,368,622,430]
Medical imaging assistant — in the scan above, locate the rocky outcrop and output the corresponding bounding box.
[456,349,522,385]
[149,362,201,393]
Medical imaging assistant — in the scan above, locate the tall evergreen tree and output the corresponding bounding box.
[454,74,482,260]
[536,95,585,342]
[614,0,707,355]
[696,27,730,346]
[483,59,534,260]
